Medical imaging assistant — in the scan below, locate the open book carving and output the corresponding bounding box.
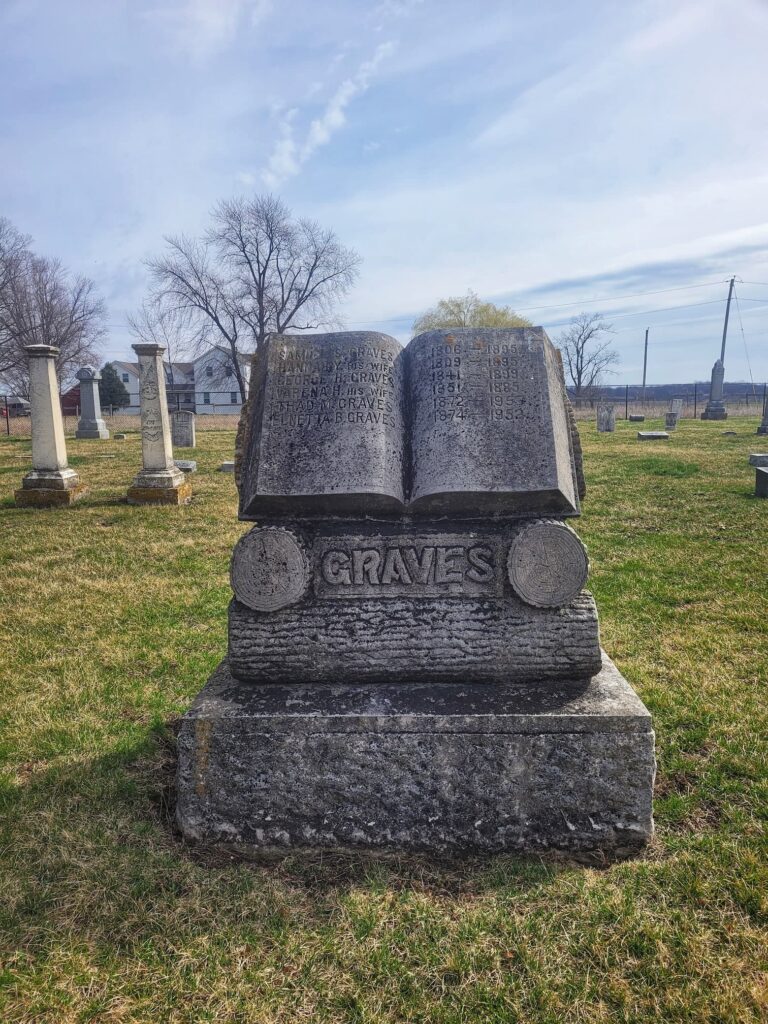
[239,327,582,519]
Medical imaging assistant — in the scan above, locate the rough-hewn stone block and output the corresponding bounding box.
[176,653,655,858]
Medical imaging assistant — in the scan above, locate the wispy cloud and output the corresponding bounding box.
[262,41,394,187]
[146,0,272,61]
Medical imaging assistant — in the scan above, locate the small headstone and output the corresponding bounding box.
[756,467,768,498]
[219,461,235,473]
[629,414,645,422]
[596,403,615,433]
[669,397,684,416]
[114,433,126,440]
[171,410,196,449]
[174,459,197,473]
[664,411,679,431]
[748,453,768,467]
[721,430,737,436]
[637,431,669,441]
[757,402,768,436]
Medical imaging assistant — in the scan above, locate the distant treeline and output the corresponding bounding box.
[574,382,766,400]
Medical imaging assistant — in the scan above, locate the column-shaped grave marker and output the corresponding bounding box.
[75,366,109,439]
[126,343,191,506]
[15,344,88,507]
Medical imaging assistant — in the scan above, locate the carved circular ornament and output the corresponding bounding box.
[506,520,588,608]
[230,527,309,612]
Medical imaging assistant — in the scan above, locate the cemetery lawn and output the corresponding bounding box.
[0,420,766,1024]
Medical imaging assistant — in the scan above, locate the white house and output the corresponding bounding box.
[107,347,250,416]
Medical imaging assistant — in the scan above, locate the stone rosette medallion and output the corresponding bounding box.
[177,327,655,858]
[231,528,309,612]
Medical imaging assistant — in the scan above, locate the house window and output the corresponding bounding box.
[122,373,129,382]
[230,392,238,404]
[183,393,192,404]
[203,392,211,405]
[206,365,213,377]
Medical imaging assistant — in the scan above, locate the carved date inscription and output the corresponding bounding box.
[314,534,504,599]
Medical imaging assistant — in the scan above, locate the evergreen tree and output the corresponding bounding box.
[99,363,131,409]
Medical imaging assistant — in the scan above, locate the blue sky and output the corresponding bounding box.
[2,0,768,384]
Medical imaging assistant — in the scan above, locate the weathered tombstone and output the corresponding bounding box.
[638,431,669,441]
[748,453,768,467]
[629,414,645,422]
[74,366,109,439]
[171,409,196,449]
[757,398,768,436]
[701,359,728,420]
[176,328,655,857]
[174,459,197,473]
[664,411,679,431]
[597,403,616,433]
[114,433,126,440]
[14,345,88,507]
[126,343,191,506]
[218,461,235,473]
[670,397,684,417]
[756,467,768,498]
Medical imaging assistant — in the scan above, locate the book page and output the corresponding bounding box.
[407,328,579,516]
[240,332,406,517]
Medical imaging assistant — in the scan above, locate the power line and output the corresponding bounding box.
[733,286,757,395]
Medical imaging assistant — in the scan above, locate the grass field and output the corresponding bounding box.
[0,419,766,1023]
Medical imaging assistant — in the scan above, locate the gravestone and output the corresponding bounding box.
[75,366,109,439]
[597,403,616,433]
[171,409,196,449]
[174,459,197,473]
[756,467,768,498]
[757,399,768,436]
[629,414,645,422]
[177,328,655,857]
[637,431,669,441]
[664,412,679,431]
[748,453,768,467]
[701,359,727,420]
[15,345,88,507]
[219,461,235,473]
[669,397,684,416]
[114,433,126,440]
[126,344,191,506]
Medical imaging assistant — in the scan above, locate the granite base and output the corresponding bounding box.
[176,653,655,858]
[15,484,88,507]
[126,482,192,505]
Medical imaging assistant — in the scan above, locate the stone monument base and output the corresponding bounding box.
[701,406,727,420]
[15,469,88,507]
[127,482,192,505]
[15,483,88,507]
[75,425,109,439]
[176,653,655,859]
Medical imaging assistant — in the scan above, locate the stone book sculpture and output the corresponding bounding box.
[239,329,581,517]
[177,327,655,858]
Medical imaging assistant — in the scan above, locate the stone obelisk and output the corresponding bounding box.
[14,344,87,507]
[75,366,109,439]
[701,359,728,420]
[126,343,191,505]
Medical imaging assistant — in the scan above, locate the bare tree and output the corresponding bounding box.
[144,194,360,400]
[0,250,106,396]
[557,313,618,404]
[127,299,194,391]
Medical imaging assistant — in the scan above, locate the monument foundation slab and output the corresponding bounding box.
[177,653,654,858]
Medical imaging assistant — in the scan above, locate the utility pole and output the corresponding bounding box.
[720,276,735,363]
[641,327,649,402]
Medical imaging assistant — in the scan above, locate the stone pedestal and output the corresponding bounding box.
[15,345,88,508]
[758,400,768,436]
[664,412,678,431]
[756,468,768,498]
[701,359,728,420]
[74,366,109,439]
[177,653,655,858]
[126,343,191,505]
